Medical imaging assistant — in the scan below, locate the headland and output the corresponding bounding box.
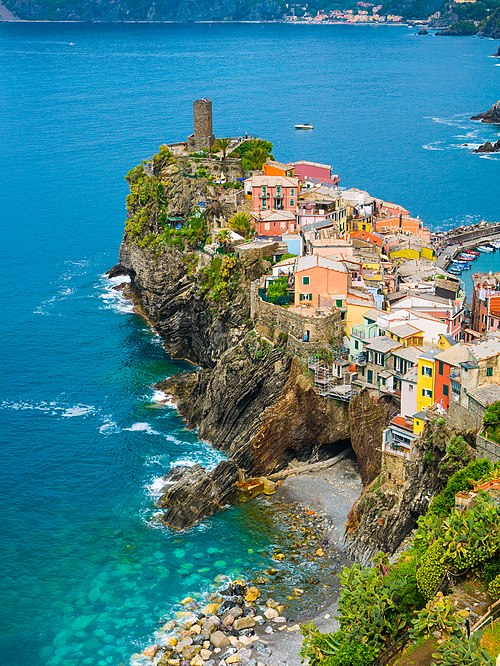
[112,99,500,666]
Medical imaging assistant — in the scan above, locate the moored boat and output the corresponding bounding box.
[294,123,314,130]
[478,245,494,253]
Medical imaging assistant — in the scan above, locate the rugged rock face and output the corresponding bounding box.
[471,100,500,125]
[160,355,351,476]
[157,461,239,530]
[474,139,500,154]
[349,391,399,485]
[345,415,475,561]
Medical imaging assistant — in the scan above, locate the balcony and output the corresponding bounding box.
[353,353,367,366]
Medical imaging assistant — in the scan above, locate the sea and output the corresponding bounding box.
[0,22,498,666]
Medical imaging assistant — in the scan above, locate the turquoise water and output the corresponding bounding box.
[0,22,498,666]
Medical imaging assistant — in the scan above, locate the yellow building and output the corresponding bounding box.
[437,333,455,351]
[387,323,424,348]
[416,351,439,412]
[413,411,427,435]
[345,296,376,337]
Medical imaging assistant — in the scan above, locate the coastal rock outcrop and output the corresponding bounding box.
[157,461,239,529]
[471,100,500,124]
[474,139,500,154]
[345,413,475,561]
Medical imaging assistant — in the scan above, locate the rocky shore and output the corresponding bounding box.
[133,457,362,666]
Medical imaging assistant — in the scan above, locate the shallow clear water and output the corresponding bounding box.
[0,22,498,666]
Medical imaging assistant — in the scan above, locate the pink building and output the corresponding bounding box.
[294,255,350,308]
[251,210,297,237]
[292,160,339,186]
[248,175,299,213]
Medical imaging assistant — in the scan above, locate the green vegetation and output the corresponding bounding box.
[483,401,500,443]
[426,458,493,517]
[125,149,209,251]
[230,139,274,171]
[199,254,239,303]
[300,460,500,666]
[228,211,255,239]
[488,574,500,600]
[266,277,289,304]
[432,633,494,665]
[481,620,500,658]
[211,138,232,159]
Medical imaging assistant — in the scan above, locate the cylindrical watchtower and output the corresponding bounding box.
[192,98,215,151]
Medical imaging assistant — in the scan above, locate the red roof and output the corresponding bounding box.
[350,230,383,246]
[390,415,413,432]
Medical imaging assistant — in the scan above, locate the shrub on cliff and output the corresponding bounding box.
[230,139,274,171]
[266,277,289,304]
[228,211,255,239]
[432,633,495,665]
[427,458,493,518]
[483,400,500,443]
[416,540,447,600]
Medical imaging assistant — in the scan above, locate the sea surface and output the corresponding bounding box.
[0,22,498,666]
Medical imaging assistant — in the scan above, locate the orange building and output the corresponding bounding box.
[294,255,350,307]
[262,160,295,178]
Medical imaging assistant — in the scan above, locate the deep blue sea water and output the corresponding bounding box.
[0,22,498,666]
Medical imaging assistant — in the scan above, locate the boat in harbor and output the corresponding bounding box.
[477,245,494,253]
[457,254,474,261]
[449,268,462,275]
[294,123,314,130]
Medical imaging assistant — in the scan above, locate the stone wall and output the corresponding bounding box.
[381,451,407,484]
[250,279,343,346]
[447,400,483,432]
[476,433,500,463]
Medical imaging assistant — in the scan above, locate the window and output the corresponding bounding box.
[422,365,433,377]
[299,293,312,302]
[487,367,493,377]
[262,200,267,210]
[367,369,373,384]
[443,384,449,397]
[290,199,295,206]
[277,185,282,195]
[290,188,295,195]
[422,388,433,398]
[336,299,343,307]
[438,361,444,376]
[262,185,267,195]
[409,385,414,392]
[302,276,310,285]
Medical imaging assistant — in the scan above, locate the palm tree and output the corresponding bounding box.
[212,138,232,160]
[243,145,271,171]
[228,211,255,239]
[215,229,231,251]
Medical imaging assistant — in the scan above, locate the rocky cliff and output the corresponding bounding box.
[345,414,476,561]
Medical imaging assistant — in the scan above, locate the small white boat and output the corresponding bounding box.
[478,245,494,253]
[294,123,314,130]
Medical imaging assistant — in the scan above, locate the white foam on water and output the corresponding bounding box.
[61,405,95,418]
[479,153,500,161]
[98,418,120,435]
[422,142,444,151]
[150,390,176,408]
[97,274,135,315]
[1,399,96,419]
[125,422,160,435]
[145,476,171,497]
[34,259,90,315]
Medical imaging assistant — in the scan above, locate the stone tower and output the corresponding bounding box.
[188,98,215,152]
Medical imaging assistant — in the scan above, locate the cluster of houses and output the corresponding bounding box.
[230,157,500,474]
